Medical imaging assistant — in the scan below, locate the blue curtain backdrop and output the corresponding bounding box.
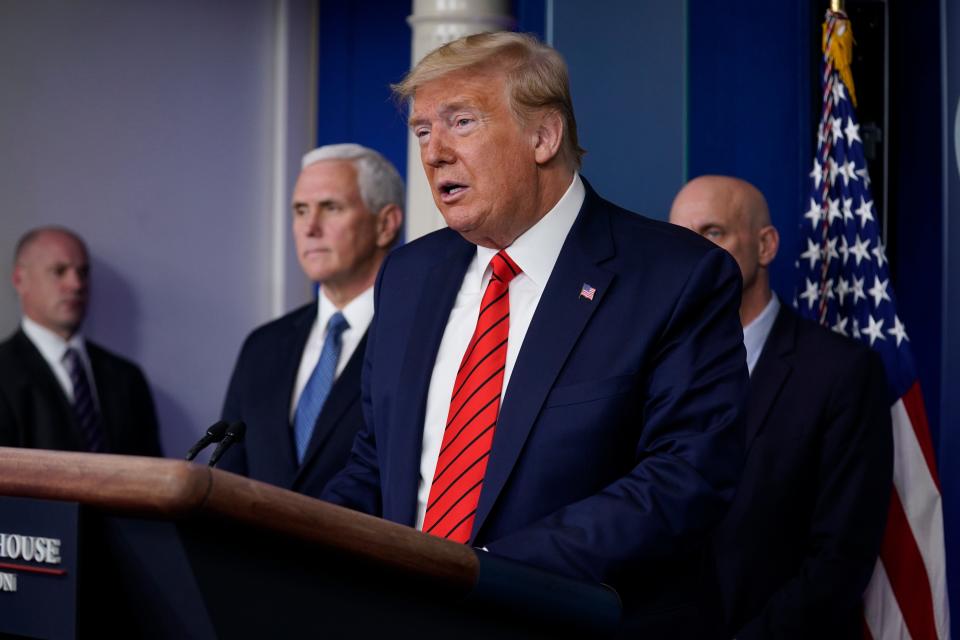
[315,1,411,180]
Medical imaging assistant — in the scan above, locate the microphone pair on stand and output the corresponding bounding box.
[185,420,246,466]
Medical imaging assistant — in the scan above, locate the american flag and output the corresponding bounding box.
[579,283,596,301]
[795,9,950,638]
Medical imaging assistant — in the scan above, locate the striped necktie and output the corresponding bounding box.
[62,347,105,452]
[293,311,349,463]
[423,250,520,543]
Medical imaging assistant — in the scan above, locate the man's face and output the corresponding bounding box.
[13,231,90,339]
[410,68,542,248]
[291,159,381,287]
[669,188,761,289]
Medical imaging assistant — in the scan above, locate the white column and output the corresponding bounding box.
[271,0,318,316]
[404,0,514,242]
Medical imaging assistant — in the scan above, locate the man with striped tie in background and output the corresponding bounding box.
[0,226,162,456]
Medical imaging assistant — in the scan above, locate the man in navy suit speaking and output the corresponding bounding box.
[219,144,403,498]
[323,33,747,636]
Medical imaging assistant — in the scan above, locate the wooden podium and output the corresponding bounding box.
[0,448,620,639]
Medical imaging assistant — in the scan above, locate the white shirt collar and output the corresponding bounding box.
[21,316,85,363]
[21,316,97,404]
[316,285,375,335]
[474,173,585,289]
[743,293,781,376]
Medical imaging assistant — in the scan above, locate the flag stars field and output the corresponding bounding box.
[810,162,824,189]
[850,234,872,266]
[868,277,891,309]
[801,239,821,270]
[805,197,823,227]
[850,275,866,306]
[800,278,820,309]
[844,117,861,145]
[832,315,849,336]
[872,241,888,269]
[839,160,858,186]
[842,196,854,222]
[839,236,850,265]
[856,196,875,227]
[862,315,886,346]
[836,277,851,305]
[888,316,909,347]
[827,197,843,224]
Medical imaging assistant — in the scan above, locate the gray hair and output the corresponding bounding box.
[301,143,405,215]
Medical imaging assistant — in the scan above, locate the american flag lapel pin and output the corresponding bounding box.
[579,283,596,301]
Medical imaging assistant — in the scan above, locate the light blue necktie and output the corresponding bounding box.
[293,312,349,463]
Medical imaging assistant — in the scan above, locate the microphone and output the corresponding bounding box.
[208,421,246,468]
[184,420,229,461]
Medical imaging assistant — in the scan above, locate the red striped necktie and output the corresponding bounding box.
[422,250,520,543]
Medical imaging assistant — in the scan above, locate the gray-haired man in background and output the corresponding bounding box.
[219,144,403,497]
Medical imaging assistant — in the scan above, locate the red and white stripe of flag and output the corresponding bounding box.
[864,383,950,639]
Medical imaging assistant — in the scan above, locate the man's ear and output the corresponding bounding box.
[758,225,780,267]
[11,264,25,295]
[375,203,403,248]
[533,110,564,165]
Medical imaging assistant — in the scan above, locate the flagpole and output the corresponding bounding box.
[798,0,951,635]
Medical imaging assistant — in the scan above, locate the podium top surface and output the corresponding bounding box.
[0,447,478,590]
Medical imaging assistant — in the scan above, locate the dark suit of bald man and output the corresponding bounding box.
[0,329,162,455]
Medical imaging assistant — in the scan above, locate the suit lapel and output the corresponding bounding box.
[14,331,82,449]
[473,188,616,539]
[745,306,795,449]
[387,234,475,525]
[86,344,117,450]
[268,305,317,482]
[296,332,367,482]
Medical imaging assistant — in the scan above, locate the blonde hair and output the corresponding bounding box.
[393,31,585,169]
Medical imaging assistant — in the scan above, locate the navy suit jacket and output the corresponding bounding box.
[219,302,366,498]
[323,183,748,635]
[0,329,162,456]
[712,305,892,638]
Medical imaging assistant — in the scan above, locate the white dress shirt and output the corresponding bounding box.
[743,293,781,376]
[415,173,586,529]
[289,286,375,422]
[21,316,99,407]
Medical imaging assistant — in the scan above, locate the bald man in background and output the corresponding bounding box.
[670,176,892,639]
[0,227,162,455]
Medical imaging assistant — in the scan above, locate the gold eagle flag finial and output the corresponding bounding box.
[823,6,858,107]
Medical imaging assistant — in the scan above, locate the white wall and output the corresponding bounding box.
[0,0,316,456]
